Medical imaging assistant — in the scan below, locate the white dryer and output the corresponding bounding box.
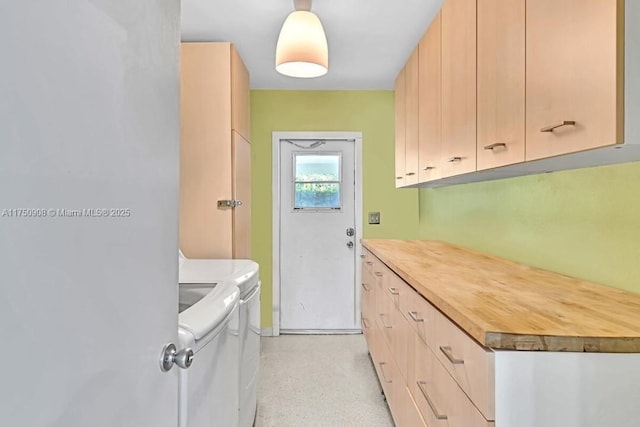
[179,256,261,427]
[178,281,240,427]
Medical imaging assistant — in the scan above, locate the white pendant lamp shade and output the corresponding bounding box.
[275,10,328,78]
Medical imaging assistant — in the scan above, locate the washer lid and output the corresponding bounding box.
[178,282,239,341]
[179,259,259,294]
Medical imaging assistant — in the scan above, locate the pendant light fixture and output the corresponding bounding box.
[275,0,328,78]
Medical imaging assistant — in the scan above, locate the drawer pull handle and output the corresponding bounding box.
[361,316,370,329]
[379,313,392,329]
[405,172,416,176]
[447,156,462,163]
[396,176,403,180]
[440,346,464,364]
[388,287,399,296]
[408,311,424,323]
[374,271,383,277]
[366,261,373,266]
[361,282,371,292]
[540,120,576,133]
[422,166,435,170]
[484,142,507,150]
[360,254,365,258]
[379,362,392,384]
[417,381,447,420]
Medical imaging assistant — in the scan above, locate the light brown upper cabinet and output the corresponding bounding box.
[477,0,525,170]
[404,47,420,186]
[231,47,251,142]
[395,68,407,188]
[180,42,252,259]
[525,0,623,161]
[418,12,442,183]
[440,0,477,178]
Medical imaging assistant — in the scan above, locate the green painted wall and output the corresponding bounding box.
[418,161,640,294]
[251,90,419,328]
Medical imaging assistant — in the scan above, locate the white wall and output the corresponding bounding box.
[0,1,181,426]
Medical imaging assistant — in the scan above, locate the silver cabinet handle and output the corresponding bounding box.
[388,287,399,296]
[417,381,447,420]
[405,172,416,176]
[379,313,392,329]
[217,199,242,208]
[366,261,373,266]
[484,142,507,150]
[396,176,403,180]
[360,254,365,258]
[160,343,194,372]
[379,362,393,383]
[540,120,576,133]
[361,282,371,292]
[408,311,424,323]
[447,157,462,162]
[422,166,435,170]
[439,346,464,364]
[374,271,383,277]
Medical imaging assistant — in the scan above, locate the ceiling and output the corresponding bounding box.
[181,0,443,90]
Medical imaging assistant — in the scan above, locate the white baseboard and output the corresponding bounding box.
[261,327,274,337]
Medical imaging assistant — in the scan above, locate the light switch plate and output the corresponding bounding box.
[368,211,380,225]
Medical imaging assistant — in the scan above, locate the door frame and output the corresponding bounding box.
[271,131,363,337]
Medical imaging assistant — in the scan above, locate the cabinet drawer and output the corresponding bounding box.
[385,271,404,309]
[373,338,395,404]
[401,385,428,427]
[411,334,493,427]
[374,266,395,347]
[361,312,374,348]
[362,249,375,275]
[402,285,436,349]
[361,279,374,318]
[434,310,495,420]
[391,302,410,383]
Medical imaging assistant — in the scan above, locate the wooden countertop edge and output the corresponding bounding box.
[362,239,640,353]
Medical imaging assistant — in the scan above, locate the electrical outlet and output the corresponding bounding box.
[368,211,380,225]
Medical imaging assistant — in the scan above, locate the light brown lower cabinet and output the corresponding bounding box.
[362,242,640,427]
[362,249,494,426]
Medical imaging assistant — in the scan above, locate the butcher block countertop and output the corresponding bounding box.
[362,239,640,353]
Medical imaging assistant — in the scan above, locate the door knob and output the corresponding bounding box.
[160,343,194,372]
[347,241,354,249]
[346,227,355,237]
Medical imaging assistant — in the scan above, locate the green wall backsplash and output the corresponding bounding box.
[418,161,640,294]
[251,90,419,328]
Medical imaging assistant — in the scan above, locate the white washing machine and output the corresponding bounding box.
[179,256,261,427]
[178,281,240,427]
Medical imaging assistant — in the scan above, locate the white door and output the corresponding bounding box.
[0,2,181,426]
[277,135,361,332]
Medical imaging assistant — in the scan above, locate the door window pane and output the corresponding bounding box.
[293,154,341,210]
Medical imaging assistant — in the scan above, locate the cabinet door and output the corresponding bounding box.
[231,45,251,142]
[395,68,407,188]
[477,0,525,170]
[404,47,420,185]
[441,0,477,177]
[526,0,623,161]
[418,12,442,183]
[232,131,251,258]
[180,43,233,258]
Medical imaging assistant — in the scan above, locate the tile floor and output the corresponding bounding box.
[254,334,394,427]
